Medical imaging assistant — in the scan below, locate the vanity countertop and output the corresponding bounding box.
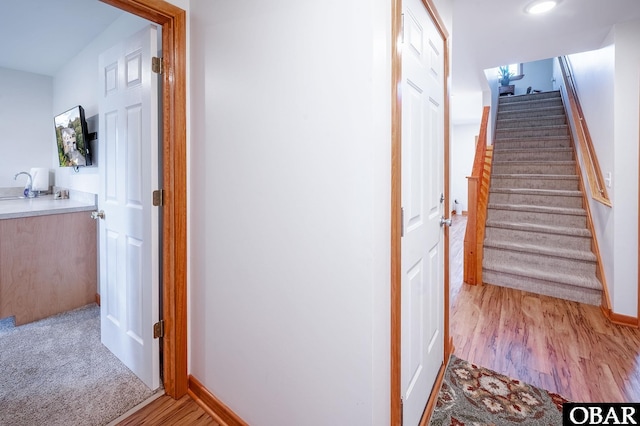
[0,195,96,220]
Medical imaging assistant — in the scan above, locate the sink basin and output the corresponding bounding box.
[0,196,26,201]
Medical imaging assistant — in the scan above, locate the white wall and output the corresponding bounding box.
[0,68,53,188]
[52,13,150,195]
[559,45,616,313]
[558,19,640,318]
[511,58,555,96]
[451,123,480,212]
[188,0,391,424]
[612,19,640,317]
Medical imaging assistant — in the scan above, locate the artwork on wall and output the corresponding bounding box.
[54,105,92,168]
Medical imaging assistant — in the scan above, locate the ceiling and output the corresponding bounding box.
[451,0,640,94]
[0,0,123,76]
[2,0,640,110]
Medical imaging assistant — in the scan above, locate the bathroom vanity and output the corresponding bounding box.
[0,196,97,325]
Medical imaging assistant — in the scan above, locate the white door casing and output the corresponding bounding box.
[400,0,445,423]
[98,25,160,390]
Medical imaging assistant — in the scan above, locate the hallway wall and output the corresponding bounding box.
[188,1,392,424]
[559,18,640,318]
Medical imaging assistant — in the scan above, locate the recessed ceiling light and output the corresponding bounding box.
[525,0,558,14]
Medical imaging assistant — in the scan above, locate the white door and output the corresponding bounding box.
[400,0,445,423]
[97,25,160,390]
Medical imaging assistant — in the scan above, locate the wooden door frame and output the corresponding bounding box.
[390,0,451,423]
[100,0,187,398]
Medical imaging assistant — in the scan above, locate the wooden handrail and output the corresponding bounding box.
[464,106,492,285]
[558,56,612,207]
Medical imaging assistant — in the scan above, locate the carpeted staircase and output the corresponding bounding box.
[482,90,602,305]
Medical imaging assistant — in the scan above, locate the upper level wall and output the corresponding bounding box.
[511,58,555,96]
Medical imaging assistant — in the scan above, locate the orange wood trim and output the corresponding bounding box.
[418,345,453,426]
[558,56,611,207]
[602,308,639,329]
[95,293,101,307]
[463,107,490,286]
[391,0,450,424]
[188,375,250,426]
[464,177,478,285]
[442,16,451,374]
[422,0,449,40]
[99,0,188,399]
[390,0,402,423]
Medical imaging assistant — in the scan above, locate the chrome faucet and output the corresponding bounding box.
[14,171,36,198]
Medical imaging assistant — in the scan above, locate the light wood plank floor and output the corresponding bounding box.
[120,214,640,423]
[449,214,640,403]
[116,395,217,425]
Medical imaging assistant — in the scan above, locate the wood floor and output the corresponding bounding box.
[450,214,640,403]
[119,213,640,423]
[116,395,218,425]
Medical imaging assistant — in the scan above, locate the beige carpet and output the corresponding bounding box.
[0,304,156,426]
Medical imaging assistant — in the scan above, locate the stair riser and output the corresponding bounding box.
[487,208,587,228]
[490,177,579,190]
[499,99,564,111]
[496,117,567,129]
[498,107,564,119]
[494,138,571,149]
[489,192,583,208]
[485,227,592,251]
[482,270,601,306]
[499,91,562,103]
[492,163,576,175]
[496,126,569,138]
[494,150,574,162]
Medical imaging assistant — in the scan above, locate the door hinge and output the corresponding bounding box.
[400,396,404,425]
[152,56,164,74]
[153,189,164,206]
[400,207,404,237]
[400,13,405,44]
[153,320,164,339]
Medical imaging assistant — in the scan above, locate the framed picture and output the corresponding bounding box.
[54,105,91,167]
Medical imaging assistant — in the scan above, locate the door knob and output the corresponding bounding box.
[440,216,452,227]
[91,210,105,220]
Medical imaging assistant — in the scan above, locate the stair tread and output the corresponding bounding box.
[496,124,568,130]
[491,174,578,180]
[488,203,586,216]
[484,239,597,262]
[495,135,571,142]
[492,161,575,167]
[499,98,563,106]
[497,114,567,122]
[485,219,592,237]
[490,188,582,197]
[493,147,573,153]
[483,263,602,291]
[497,105,564,114]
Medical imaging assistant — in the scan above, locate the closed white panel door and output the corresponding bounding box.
[98,25,160,390]
[400,0,445,423]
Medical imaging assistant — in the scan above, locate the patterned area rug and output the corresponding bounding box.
[430,356,568,425]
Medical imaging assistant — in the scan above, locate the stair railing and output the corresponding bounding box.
[464,106,492,285]
[558,56,612,207]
